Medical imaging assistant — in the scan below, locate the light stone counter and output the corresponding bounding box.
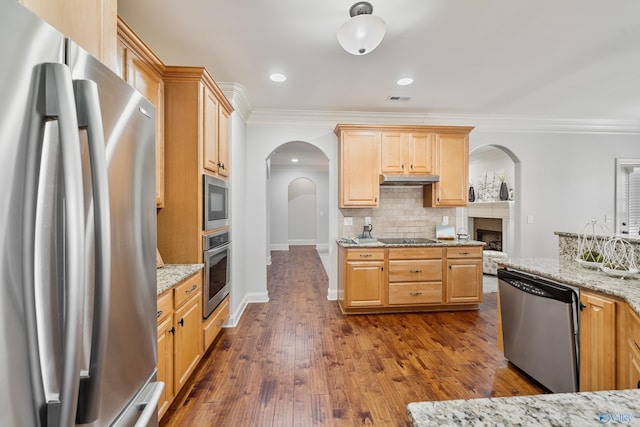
[407,389,640,426]
[157,264,204,295]
[336,239,486,248]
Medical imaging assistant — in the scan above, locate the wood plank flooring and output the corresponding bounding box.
[160,246,544,426]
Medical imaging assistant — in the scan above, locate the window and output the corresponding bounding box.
[615,159,640,237]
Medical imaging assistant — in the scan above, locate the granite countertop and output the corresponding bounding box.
[407,389,640,426]
[500,257,640,317]
[157,263,204,295]
[336,238,485,248]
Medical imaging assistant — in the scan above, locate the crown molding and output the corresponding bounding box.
[218,82,252,123]
[246,109,640,134]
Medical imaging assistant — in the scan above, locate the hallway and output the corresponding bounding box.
[160,246,543,426]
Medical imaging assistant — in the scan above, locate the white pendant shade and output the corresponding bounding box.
[336,14,386,55]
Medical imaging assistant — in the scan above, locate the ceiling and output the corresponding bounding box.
[120,0,640,121]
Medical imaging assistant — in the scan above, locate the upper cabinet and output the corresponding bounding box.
[381,131,435,175]
[423,131,471,208]
[117,18,166,207]
[20,0,118,71]
[335,124,473,209]
[335,126,381,208]
[202,85,231,177]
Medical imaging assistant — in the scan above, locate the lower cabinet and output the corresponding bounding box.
[203,295,229,351]
[579,289,617,391]
[445,247,483,304]
[156,271,203,419]
[388,247,443,305]
[338,245,483,313]
[618,303,640,390]
[343,248,385,308]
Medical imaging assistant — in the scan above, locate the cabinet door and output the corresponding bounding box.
[424,133,468,207]
[174,294,203,392]
[339,130,381,207]
[446,259,482,303]
[580,291,616,391]
[203,86,220,174]
[410,132,435,174]
[381,132,409,174]
[126,49,165,207]
[217,107,230,177]
[345,261,385,307]
[157,315,174,419]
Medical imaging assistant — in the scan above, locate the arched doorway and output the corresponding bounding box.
[468,145,521,258]
[266,141,330,271]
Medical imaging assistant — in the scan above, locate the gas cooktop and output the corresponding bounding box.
[377,238,438,244]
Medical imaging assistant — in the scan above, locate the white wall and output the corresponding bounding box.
[470,131,640,258]
[245,127,339,302]
[288,178,317,243]
[269,168,329,249]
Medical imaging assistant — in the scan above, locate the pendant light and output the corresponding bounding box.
[336,2,386,55]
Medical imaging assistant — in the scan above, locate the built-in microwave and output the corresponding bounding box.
[203,174,229,230]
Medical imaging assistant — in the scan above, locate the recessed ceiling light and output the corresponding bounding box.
[397,77,414,86]
[270,73,287,82]
[291,158,299,163]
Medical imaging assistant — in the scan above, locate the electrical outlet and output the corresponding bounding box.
[527,215,534,224]
[344,217,353,226]
[442,216,449,225]
[365,217,371,225]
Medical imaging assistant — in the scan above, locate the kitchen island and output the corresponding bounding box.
[407,252,640,426]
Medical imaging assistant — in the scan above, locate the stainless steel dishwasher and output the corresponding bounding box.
[498,269,580,393]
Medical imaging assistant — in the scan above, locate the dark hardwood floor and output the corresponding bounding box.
[160,246,544,426]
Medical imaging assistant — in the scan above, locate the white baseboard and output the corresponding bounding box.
[327,288,337,301]
[224,294,248,328]
[288,239,316,246]
[246,291,270,303]
[316,243,329,252]
[270,244,289,251]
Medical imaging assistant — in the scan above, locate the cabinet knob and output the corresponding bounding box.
[410,269,423,273]
[178,318,184,327]
[360,254,372,257]
[185,284,197,294]
[410,291,423,296]
[410,164,413,170]
[401,163,405,170]
[157,310,163,318]
[168,326,175,335]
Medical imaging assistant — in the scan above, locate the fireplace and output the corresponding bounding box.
[474,217,503,251]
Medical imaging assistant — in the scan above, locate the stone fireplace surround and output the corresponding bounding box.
[467,201,514,256]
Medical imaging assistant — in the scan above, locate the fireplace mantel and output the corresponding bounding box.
[467,201,514,219]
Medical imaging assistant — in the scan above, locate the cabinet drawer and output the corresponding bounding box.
[446,246,482,259]
[203,296,229,350]
[174,272,202,308]
[389,283,443,305]
[345,249,385,261]
[388,260,442,282]
[157,291,173,323]
[388,247,442,260]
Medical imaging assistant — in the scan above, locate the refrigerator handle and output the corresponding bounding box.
[72,79,112,425]
[38,63,86,427]
[134,382,165,427]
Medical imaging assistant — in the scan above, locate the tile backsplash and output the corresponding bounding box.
[339,186,455,239]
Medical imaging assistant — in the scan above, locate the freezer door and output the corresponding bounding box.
[67,42,158,426]
[0,1,73,427]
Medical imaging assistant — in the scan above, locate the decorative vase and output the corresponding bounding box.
[499,181,508,200]
[468,186,475,202]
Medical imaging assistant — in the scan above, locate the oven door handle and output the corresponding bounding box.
[204,243,231,257]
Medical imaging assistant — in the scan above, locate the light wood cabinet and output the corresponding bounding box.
[445,247,483,304]
[117,18,165,207]
[388,247,443,305]
[580,290,617,391]
[203,296,229,351]
[20,0,117,71]
[424,133,469,207]
[334,125,472,208]
[156,271,203,420]
[381,131,435,175]
[338,244,483,313]
[618,304,640,390]
[158,66,233,263]
[202,82,231,177]
[218,107,231,178]
[337,128,381,208]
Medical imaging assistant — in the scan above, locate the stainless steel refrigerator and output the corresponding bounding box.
[0,1,162,426]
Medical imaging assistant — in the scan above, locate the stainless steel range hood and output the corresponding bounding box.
[379,174,440,185]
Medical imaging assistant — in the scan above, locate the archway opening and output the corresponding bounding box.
[288,178,317,245]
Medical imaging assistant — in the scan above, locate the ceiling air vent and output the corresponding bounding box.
[387,96,411,101]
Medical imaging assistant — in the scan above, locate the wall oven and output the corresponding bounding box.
[203,174,229,230]
[202,229,230,318]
